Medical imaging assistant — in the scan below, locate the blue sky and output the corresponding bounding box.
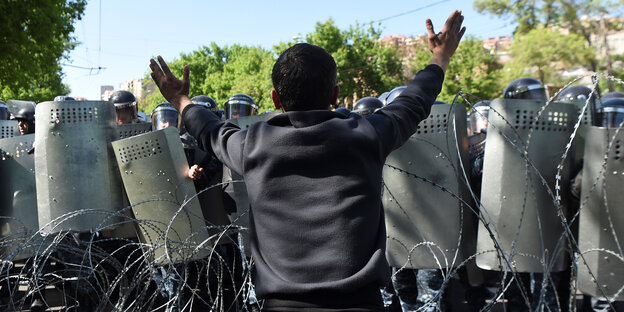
[63,0,516,99]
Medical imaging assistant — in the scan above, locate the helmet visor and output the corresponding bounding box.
[225,103,255,120]
[599,107,624,128]
[0,107,8,120]
[469,106,490,134]
[152,110,180,130]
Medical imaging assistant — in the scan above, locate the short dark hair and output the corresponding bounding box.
[271,43,337,111]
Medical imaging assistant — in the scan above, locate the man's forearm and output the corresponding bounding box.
[429,53,450,73]
[174,95,193,114]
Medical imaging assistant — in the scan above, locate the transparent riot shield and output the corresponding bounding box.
[0,120,19,139]
[476,99,577,272]
[112,127,211,264]
[0,135,40,260]
[35,101,126,234]
[115,122,152,139]
[577,127,624,300]
[225,112,280,257]
[383,103,476,269]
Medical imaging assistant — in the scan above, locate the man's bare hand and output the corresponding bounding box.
[149,56,193,112]
[188,164,204,180]
[426,10,466,72]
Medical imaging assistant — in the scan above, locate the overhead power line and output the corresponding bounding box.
[373,0,450,23]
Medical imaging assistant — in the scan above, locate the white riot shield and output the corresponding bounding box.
[577,127,624,300]
[0,120,19,139]
[383,103,476,269]
[112,127,211,264]
[35,101,126,234]
[0,135,40,260]
[476,99,577,272]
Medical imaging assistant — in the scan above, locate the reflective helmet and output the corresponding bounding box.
[151,102,180,130]
[468,100,491,135]
[601,91,624,101]
[0,101,8,120]
[353,97,383,116]
[386,86,407,105]
[224,94,257,120]
[596,98,624,128]
[191,95,218,113]
[378,91,390,105]
[334,107,351,116]
[110,90,138,124]
[503,78,548,101]
[54,96,75,102]
[13,105,35,122]
[554,85,594,102]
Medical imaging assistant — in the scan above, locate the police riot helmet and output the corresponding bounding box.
[151,102,180,130]
[386,86,407,105]
[110,90,138,124]
[54,96,75,102]
[503,78,548,101]
[596,98,624,128]
[378,92,390,105]
[0,101,8,120]
[468,100,491,134]
[353,97,383,116]
[601,91,624,101]
[13,103,36,135]
[224,94,257,120]
[334,107,351,116]
[554,85,594,102]
[13,105,35,122]
[191,95,218,112]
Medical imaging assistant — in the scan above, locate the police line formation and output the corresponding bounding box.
[1,58,624,312]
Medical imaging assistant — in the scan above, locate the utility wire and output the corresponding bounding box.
[373,0,450,23]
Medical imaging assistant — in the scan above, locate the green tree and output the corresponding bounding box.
[142,43,275,113]
[507,27,595,84]
[410,36,505,103]
[0,0,87,102]
[281,19,404,106]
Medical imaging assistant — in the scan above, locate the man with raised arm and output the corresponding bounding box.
[149,10,465,311]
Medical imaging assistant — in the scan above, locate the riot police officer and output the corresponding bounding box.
[467,100,490,196]
[109,90,139,125]
[503,77,548,101]
[600,91,624,101]
[54,96,75,101]
[596,97,624,128]
[554,85,594,103]
[353,97,383,116]
[0,100,9,120]
[224,94,257,120]
[151,102,180,130]
[13,104,35,135]
[386,86,408,105]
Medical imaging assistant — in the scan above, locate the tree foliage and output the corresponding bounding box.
[508,27,595,83]
[144,19,405,112]
[142,44,275,113]
[473,0,624,37]
[410,36,505,102]
[0,0,87,102]
[301,19,404,105]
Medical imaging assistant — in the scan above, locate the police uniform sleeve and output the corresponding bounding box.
[367,64,444,157]
[181,105,246,176]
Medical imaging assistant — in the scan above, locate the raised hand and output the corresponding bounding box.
[426,10,466,72]
[149,56,192,112]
